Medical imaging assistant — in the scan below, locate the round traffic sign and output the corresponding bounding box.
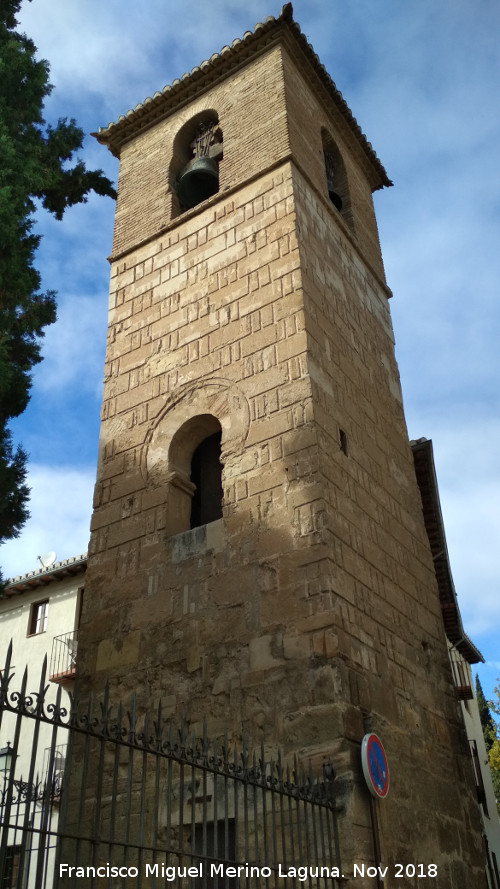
[361,733,389,798]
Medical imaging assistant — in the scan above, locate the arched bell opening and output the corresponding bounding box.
[321,129,353,230]
[170,112,223,214]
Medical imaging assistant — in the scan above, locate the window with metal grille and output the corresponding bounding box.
[191,820,236,889]
[1,846,23,889]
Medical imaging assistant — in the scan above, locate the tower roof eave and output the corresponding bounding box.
[92,3,392,192]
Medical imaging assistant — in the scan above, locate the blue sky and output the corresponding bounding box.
[2,0,499,707]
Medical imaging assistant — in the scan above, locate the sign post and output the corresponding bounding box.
[361,733,389,889]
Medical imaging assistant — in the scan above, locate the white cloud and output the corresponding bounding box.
[17,0,270,121]
[35,291,107,399]
[25,196,115,402]
[0,466,94,582]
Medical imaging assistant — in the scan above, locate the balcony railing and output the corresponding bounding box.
[49,631,78,682]
[42,743,66,803]
[469,739,488,812]
[449,651,473,700]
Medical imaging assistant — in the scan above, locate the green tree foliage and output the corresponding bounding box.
[0,0,116,575]
[489,739,500,816]
[476,674,496,752]
[484,678,500,815]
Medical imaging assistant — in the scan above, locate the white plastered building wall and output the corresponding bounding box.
[0,555,86,889]
[449,644,500,889]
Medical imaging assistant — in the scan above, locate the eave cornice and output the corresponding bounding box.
[92,3,391,191]
[411,438,483,665]
[4,554,87,596]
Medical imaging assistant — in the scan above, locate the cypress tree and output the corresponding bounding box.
[475,674,496,752]
[0,0,116,577]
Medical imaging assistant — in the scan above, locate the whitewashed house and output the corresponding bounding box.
[0,554,86,889]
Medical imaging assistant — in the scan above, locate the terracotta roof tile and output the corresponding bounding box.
[93,3,391,189]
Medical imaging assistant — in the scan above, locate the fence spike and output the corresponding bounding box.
[0,640,13,706]
[101,681,110,733]
[143,707,151,748]
[259,740,266,778]
[53,681,64,723]
[20,664,28,706]
[241,734,249,772]
[128,691,137,744]
[155,698,163,747]
[4,637,13,674]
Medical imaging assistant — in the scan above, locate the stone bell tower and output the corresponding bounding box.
[79,4,485,883]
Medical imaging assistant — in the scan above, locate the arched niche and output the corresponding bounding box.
[142,378,250,536]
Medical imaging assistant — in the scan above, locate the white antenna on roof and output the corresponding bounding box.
[38,552,57,569]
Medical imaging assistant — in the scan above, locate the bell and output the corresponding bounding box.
[177,156,219,209]
[327,179,343,212]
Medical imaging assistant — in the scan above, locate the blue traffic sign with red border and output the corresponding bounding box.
[361,733,389,799]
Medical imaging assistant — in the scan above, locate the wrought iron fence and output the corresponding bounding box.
[0,642,342,888]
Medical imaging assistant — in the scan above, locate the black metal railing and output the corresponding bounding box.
[49,631,78,682]
[1,641,342,889]
[469,739,488,813]
[449,651,473,700]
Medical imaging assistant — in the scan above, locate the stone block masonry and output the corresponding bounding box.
[80,17,485,887]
